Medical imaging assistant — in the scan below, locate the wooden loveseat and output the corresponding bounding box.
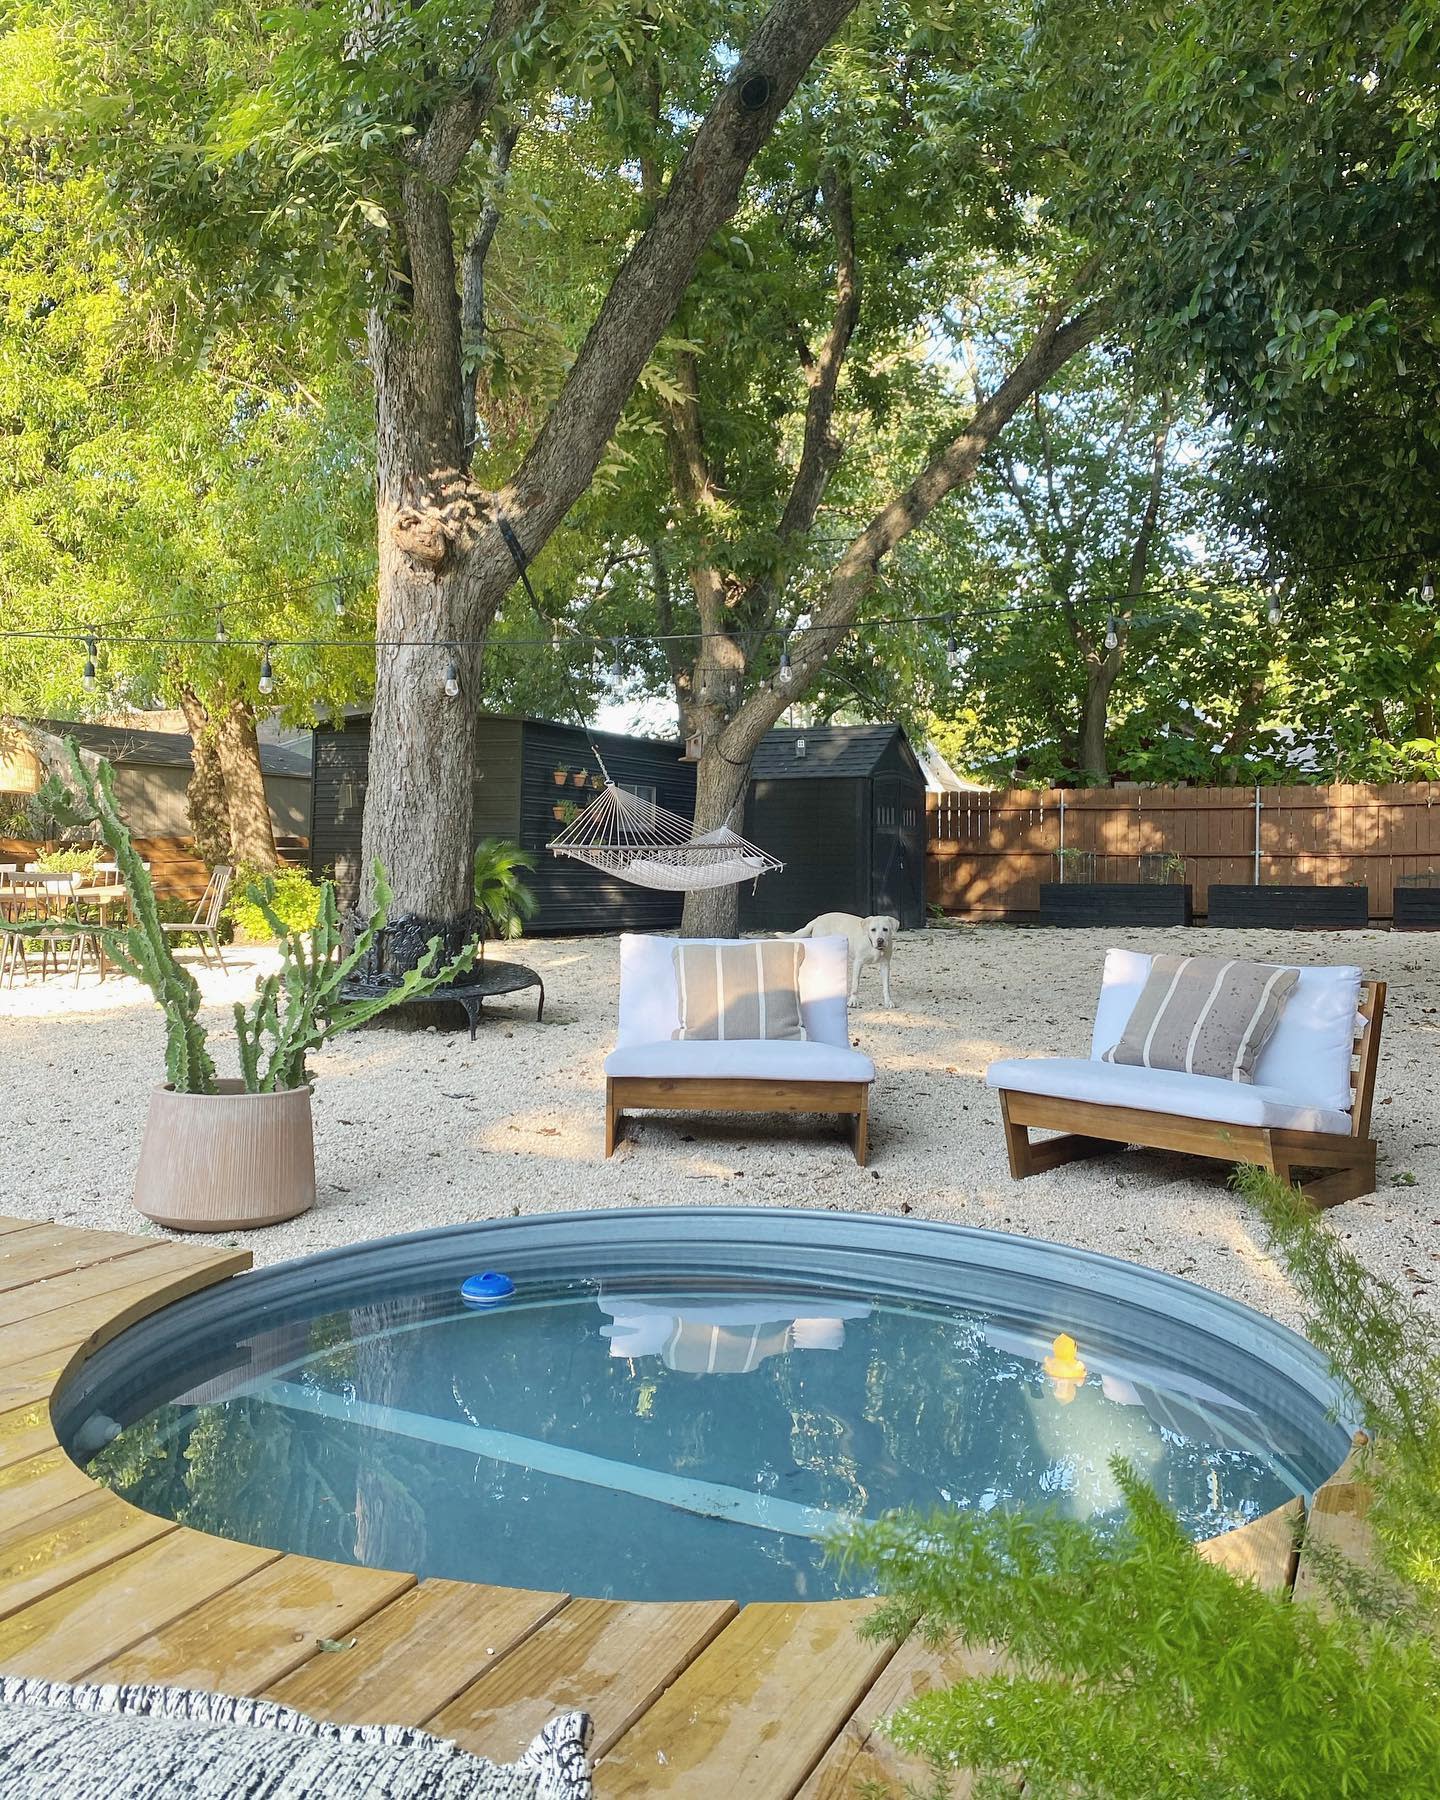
[604,933,877,1163]
[986,949,1385,1207]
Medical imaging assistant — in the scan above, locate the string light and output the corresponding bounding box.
[443,649,461,699]
[946,620,962,672]
[1423,570,1436,604]
[610,642,624,686]
[1104,615,1119,651]
[778,641,793,687]
[258,644,275,695]
[81,635,97,691]
[214,614,228,645]
[1267,589,1283,627]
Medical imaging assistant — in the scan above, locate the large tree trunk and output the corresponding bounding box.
[215,700,279,868]
[178,688,232,866]
[679,747,754,936]
[1079,655,1121,781]
[356,0,861,961]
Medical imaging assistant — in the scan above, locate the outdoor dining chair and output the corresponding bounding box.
[160,864,233,968]
[0,872,99,986]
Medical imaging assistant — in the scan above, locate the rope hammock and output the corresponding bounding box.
[496,517,784,894]
[548,782,784,892]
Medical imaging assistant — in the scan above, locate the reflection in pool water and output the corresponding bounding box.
[76,1253,1344,1603]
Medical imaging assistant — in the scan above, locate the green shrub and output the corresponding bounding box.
[838,1166,1440,1799]
[33,845,98,876]
[225,864,322,943]
[472,837,538,939]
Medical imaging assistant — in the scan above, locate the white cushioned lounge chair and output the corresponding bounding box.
[986,948,1385,1208]
[605,933,876,1163]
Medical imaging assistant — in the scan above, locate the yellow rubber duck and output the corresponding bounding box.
[1042,1333,1088,1404]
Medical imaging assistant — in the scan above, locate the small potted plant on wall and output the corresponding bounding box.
[553,797,579,825]
[39,741,476,1231]
[571,767,591,789]
[552,763,570,788]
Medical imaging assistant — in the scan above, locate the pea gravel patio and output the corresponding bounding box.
[2,924,1437,1329]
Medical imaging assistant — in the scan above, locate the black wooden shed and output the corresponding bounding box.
[311,712,697,935]
[738,726,928,932]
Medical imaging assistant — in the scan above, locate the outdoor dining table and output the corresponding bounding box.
[70,884,133,980]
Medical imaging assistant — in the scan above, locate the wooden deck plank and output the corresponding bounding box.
[0,1494,176,1621]
[0,1401,57,1471]
[0,1351,82,1413]
[90,1554,416,1693]
[0,1223,165,1296]
[796,1636,1002,1799]
[430,1598,736,1764]
[1196,1496,1303,1592]
[268,1578,569,1724]
[0,1531,281,1679]
[0,1448,99,1534]
[0,1249,250,1367]
[1293,1479,1376,1618]
[0,1219,54,1239]
[0,1241,247,1332]
[600,1599,895,1798]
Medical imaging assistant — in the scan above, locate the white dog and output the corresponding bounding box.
[788,912,899,1008]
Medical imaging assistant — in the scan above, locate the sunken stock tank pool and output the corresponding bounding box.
[56,1210,1349,1604]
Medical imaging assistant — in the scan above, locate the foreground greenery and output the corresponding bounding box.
[841,1167,1440,1798]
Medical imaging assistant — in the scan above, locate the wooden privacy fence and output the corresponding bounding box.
[926,784,1440,921]
[0,836,308,906]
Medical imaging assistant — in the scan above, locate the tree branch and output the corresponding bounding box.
[461,117,522,459]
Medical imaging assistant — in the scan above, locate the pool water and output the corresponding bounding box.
[62,1211,1349,1604]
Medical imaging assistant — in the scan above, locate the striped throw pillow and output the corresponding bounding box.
[672,941,808,1041]
[1102,954,1299,1083]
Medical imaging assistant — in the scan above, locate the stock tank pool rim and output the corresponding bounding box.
[53,1209,1356,1601]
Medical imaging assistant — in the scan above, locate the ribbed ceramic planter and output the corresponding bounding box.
[134,1080,316,1232]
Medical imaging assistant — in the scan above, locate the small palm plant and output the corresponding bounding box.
[472,837,538,941]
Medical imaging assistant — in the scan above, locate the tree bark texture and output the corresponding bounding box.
[680,292,1110,935]
[178,688,232,866]
[215,701,280,869]
[358,0,862,942]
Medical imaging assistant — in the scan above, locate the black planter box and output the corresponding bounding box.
[1206,884,1370,930]
[1393,887,1440,931]
[1039,883,1193,928]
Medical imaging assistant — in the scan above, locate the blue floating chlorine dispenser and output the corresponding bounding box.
[461,1271,516,1310]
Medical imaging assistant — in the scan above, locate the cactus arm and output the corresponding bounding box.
[39,741,216,1095]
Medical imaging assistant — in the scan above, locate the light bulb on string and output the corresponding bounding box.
[1104,615,1119,652]
[610,642,624,687]
[258,644,275,696]
[1267,596,1283,628]
[81,635,97,692]
[778,642,793,687]
[946,621,962,672]
[214,615,228,645]
[1422,569,1436,605]
[443,650,461,700]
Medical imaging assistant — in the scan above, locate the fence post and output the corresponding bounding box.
[1058,790,1066,882]
[1253,784,1262,886]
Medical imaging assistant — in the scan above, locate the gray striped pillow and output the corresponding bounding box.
[1102,954,1299,1083]
[672,941,807,1041]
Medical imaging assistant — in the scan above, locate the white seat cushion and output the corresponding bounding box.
[607,1040,875,1084]
[617,934,850,1049]
[985,1056,1350,1136]
[1091,947,1361,1115]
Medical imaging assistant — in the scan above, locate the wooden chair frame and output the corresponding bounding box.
[161,863,233,969]
[997,979,1385,1210]
[606,1076,870,1166]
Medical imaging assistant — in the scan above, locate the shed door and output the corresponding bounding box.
[872,778,925,929]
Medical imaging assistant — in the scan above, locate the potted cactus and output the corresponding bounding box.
[40,742,476,1231]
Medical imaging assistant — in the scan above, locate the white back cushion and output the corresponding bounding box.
[1091,947,1362,1114]
[618,934,850,1048]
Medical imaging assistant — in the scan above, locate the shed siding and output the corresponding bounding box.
[739,777,867,931]
[309,716,523,878]
[519,721,694,934]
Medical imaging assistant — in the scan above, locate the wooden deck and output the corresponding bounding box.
[0,1216,1353,1797]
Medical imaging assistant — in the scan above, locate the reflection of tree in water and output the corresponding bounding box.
[89,1290,1306,1596]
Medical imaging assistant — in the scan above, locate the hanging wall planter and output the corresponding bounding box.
[1206,884,1370,929]
[552,766,569,788]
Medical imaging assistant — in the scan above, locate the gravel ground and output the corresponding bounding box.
[2,924,1436,1329]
